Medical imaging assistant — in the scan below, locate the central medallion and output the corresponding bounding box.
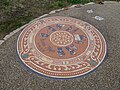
[50,31,74,47]
[34,23,88,59]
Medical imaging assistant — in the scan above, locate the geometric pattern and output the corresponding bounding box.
[17,16,107,79]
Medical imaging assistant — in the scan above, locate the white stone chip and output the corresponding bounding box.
[87,9,93,13]
[0,40,4,45]
[3,35,11,40]
[93,16,104,21]
[49,10,56,14]
[39,14,49,19]
[104,1,118,4]
[69,5,78,8]
[85,2,95,5]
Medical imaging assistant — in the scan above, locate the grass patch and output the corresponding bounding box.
[0,0,119,39]
[49,1,67,9]
[67,0,94,4]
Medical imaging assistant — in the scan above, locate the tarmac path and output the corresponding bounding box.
[0,3,120,90]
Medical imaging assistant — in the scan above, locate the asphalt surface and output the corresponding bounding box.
[0,3,120,90]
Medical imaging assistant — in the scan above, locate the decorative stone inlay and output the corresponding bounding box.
[17,16,107,79]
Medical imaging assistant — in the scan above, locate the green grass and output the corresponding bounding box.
[67,0,94,4]
[0,0,119,38]
[49,0,95,9]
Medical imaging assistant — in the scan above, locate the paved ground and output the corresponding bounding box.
[0,3,120,90]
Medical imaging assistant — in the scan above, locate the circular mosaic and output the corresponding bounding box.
[17,16,107,79]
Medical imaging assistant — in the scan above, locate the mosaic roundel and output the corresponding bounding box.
[17,16,107,79]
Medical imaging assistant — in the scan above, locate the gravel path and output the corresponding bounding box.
[0,3,120,90]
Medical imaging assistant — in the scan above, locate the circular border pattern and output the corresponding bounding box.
[17,16,107,79]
